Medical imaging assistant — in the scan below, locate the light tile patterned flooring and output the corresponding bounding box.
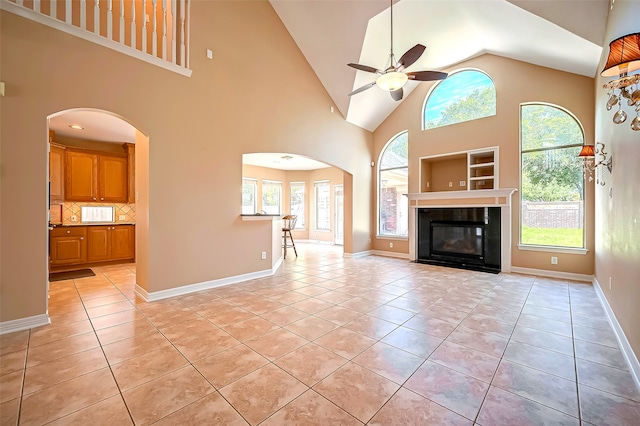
[1,243,639,425]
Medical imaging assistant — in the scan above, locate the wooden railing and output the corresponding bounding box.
[2,0,191,76]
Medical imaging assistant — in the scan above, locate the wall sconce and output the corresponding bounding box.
[601,33,640,131]
[578,142,612,185]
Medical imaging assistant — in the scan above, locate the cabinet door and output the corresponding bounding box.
[66,151,97,201]
[50,235,87,266]
[99,155,128,202]
[111,225,135,260]
[49,145,65,204]
[87,226,111,262]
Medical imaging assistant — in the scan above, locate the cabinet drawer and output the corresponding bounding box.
[51,226,87,237]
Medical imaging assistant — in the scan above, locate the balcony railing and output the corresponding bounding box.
[2,0,191,76]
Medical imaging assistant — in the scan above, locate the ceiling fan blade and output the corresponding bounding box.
[348,63,382,74]
[406,71,448,81]
[390,88,403,101]
[396,44,426,71]
[348,82,377,96]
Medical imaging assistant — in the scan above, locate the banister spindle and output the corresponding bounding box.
[94,0,100,35]
[80,0,87,30]
[33,0,40,13]
[180,0,185,66]
[120,0,125,43]
[152,0,158,57]
[65,0,71,24]
[171,0,177,64]
[186,0,190,68]
[162,0,167,60]
[51,0,57,20]
[131,0,137,49]
[142,0,147,54]
[107,0,113,40]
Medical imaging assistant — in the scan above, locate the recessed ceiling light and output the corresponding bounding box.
[69,124,84,130]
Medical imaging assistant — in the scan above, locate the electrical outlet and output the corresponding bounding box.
[389,242,393,248]
[460,180,466,187]
[551,256,558,265]
[449,182,453,187]
[71,215,77,222]
[119,215,126,221]
[261,251,267,260]
[609,276,612,290]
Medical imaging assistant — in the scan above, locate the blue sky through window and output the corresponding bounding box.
[424,70,495,123]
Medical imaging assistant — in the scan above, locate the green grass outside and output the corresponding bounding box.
[521,226,583,248]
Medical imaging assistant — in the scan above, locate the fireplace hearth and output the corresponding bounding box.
[417,207,501,273]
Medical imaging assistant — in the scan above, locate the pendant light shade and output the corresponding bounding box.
[601,33,640,77]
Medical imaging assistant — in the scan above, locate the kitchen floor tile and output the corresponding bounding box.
[153,392,248,425]
[194,344,269,389]
[314,328,376,359]
[275,343,348,387]
[261,390,361,426]
[352,342,424,384]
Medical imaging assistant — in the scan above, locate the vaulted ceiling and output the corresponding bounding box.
[270,0,610,131]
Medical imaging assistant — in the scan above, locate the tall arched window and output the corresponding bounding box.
[379,132,408,237]
[423,69,496,130]
[520,103,585,249]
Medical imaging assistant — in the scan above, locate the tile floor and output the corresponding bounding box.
[1,243,639,425]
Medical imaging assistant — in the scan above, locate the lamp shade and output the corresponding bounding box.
[601,33,640,77]
[578,145,595,157]
[376,72,408,91]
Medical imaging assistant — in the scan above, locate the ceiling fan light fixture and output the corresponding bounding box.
[376,72,408,91]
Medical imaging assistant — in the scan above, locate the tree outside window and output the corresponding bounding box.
[262,180,282,215]
[242,178,257,214]
[290,182,305,229]
[520,104,585,248]
[315,181,330,231]
[379,132,408,237]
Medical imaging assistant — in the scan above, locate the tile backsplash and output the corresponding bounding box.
[61,202,136,224]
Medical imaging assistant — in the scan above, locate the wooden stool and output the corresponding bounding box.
[282,215,298,259]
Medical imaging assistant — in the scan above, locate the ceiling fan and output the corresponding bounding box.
[347,0,447,101]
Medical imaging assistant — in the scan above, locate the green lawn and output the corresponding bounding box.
[521,226,583,248]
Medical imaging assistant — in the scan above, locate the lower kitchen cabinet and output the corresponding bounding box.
[51,225,134,270]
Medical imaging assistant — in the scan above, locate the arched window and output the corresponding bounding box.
[520,103,585,249]
[423,69,496,129]
[379,132,408,237]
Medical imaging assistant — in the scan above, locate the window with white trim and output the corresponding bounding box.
[314,181,330,231]
[290,182,305,229]
[262,180,282,215]
[378,131,408,237]
[520,103,585,248]
[423,69,496,130]
[242,178,257,214]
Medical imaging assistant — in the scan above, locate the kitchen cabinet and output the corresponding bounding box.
[49,143,65,204]
[50,226,87,266]
[87,225,135,262]
[65,149,128,203]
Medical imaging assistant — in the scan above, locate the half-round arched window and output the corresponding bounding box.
[423,69,496,130]
[378,131,408,237]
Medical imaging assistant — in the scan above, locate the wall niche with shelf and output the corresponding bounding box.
[419,147,498,193]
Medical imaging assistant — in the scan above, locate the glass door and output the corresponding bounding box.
[334,185,344,245]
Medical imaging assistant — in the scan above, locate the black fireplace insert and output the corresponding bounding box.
[416,207,500,273]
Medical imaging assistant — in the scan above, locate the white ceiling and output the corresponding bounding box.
[243,153,330,171]
[49,110,136,143]
[270,0,609,131]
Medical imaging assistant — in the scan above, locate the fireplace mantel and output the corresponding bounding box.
[407,189,518,272]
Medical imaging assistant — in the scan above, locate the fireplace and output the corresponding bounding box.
[417,207,501,273]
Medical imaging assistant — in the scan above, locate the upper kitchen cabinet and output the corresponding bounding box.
[49,143,65,204]
[65,149,128,203]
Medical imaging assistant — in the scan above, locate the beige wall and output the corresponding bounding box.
[372,54,596,275]
[594,0,640,358]
[0,1,373,323]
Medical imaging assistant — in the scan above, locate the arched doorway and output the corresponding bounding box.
[46,109,149,304]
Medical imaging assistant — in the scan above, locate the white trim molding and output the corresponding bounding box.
[135,265,281,302]
[371,250,410,260]
[593,276,640,392]
[509,266,592,282]
[0,314,50,335]
[343,250,372,259]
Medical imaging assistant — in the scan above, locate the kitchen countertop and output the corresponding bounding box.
[51,222,136,227]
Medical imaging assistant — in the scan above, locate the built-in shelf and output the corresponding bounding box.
[420,147,498,193]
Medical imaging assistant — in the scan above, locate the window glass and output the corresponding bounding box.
[424,70,496,129]
[379,132,408,237]
[290,182,305,229]
[315,181,330,231]
[242,178,257,214]
[520,104,585,248]
[262,180,282,215]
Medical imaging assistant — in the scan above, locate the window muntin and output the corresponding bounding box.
[314,181,330,231]
[242,178,257,214]
[290,182,305,229]
[423,69,496,130]
[520,104,585,249]
[262,180,282,215]
[378,132,408,237]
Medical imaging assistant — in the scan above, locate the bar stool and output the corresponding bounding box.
[282,215,298,259]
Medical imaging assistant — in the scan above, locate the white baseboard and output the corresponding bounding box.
[135,265,281,302]
[371,250,410,260]
[592,276,640,392]
[510,266,592,282]
[343,250,372,258]
[0,314,50,335]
